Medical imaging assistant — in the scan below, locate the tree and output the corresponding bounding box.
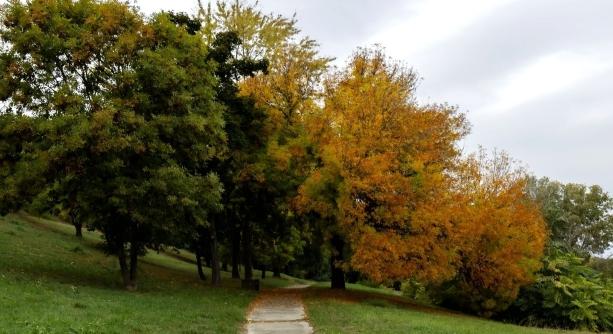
[199,0,329,282]
[0,0,225,290]
[527,177,613,256]
[437,149,547,316]
[0,115,46,215]
[204,29,268,284]
[297,47,470,288]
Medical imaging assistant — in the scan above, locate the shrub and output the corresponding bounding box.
[504,248,613,332]
[433,277,519,317]
[401,279,433,305]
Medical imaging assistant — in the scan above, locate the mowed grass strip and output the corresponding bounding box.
[0,213,287,334]
[303,287,592,334]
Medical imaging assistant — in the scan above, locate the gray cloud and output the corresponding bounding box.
[412,0,613,98]
[256,0,406,61]
[401,0,613,192]
[462,68,613,191]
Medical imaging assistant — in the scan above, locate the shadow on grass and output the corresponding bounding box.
[2,264,124,290]
[303,286,466,317]
[4,212,292,293]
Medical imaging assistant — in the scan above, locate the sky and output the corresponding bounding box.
[138,0,613,193]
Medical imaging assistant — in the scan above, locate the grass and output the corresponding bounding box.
[303,288,591,334]
[0,213,293,334]
[311,280,402,296]
[0,212,597,334]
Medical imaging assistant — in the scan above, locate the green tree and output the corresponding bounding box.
[528,177,613,255]
[199,0,330,282]
[0,115,46,215]
[0,0,225,290]
[202,29,268,284]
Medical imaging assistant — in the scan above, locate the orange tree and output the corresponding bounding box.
[296,47,470,288]
[437,149,546,316]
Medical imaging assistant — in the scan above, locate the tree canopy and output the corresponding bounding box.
[0,0,225,289]
[297,48,471,285]
[528,177,613,255]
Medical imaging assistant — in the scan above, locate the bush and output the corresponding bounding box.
[432,277,518,318]
[401,279,433,305]
[504,248,613,332]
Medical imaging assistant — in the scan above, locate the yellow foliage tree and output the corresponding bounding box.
[439,149,546,316]
[297,47,470,287]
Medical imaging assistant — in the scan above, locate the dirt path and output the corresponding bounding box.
[244,285,313,334]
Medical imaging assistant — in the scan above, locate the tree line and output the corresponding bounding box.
[1,1,613,329]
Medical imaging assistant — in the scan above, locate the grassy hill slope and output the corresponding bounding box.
[0,213,288,334]
[0,213,594,334]
[304,284,591,333]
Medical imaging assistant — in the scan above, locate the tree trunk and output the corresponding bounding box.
[210,226,221,286]
[242,221,253,280]
[273,262,281,278]
[195,245,206,281]
[204,252,212,268]
[127,240,138,291]
[69,200,82,239]
[118,245,130,289]
[74,222,83,238]
[261,265,266,279]
[232,224,240,279]
[330,233,346,290]
[202,229,212,268]
[330,261,346,289]
[222,262,228,272]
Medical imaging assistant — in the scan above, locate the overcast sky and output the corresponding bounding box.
[139,0,613,193]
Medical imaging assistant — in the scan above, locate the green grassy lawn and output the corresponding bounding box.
[304,288,590,334]
[0,213,597,334]
[0,213,290,334]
